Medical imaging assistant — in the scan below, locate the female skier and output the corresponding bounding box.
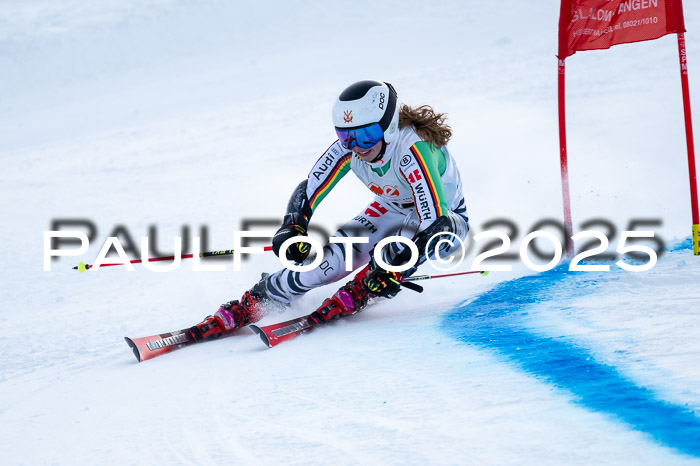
[191,80,470,340]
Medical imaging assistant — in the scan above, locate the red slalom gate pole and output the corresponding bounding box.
[73,246,274,272]
[677,33,700,255]
[558,58,575,259]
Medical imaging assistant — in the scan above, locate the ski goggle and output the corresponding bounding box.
[335,123,384,150]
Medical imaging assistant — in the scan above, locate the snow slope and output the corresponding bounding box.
[1,0,699,464]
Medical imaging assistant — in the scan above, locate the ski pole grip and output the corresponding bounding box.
[400,281,424,293]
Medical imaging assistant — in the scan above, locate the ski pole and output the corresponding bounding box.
[73,246,274,272]
[404,270,489,281]
[400,270,489,293]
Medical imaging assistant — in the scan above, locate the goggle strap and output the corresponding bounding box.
[377,82,397,132]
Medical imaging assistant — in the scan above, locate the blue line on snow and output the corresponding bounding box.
[441,245,700,457]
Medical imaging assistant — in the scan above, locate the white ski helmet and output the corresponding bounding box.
[332,80,400,149]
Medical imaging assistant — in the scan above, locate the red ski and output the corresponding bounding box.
[124,328,198,362]
[249,314,320,348]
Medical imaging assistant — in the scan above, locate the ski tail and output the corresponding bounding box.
[124,329,196,362]
[249,315,319,348]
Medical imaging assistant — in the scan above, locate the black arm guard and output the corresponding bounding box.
[282,179,313,228]
[390,216,454,276]
[411,216,454,263]
[272,179,315,260]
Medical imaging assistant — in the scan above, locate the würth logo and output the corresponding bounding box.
[365,201,388,218]
[343,110,353,123]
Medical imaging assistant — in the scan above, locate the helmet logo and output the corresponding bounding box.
[378,93,385,110]
[343,110,353,123]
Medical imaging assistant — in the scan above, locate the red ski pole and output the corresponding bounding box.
[404,270,489,281]
[73,246,273,272]
[400,270,489,293]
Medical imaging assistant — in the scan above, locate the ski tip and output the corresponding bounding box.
[124,337,142,362]
[248,325,272,348]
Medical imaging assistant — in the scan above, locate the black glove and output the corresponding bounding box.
[272,213,311,263]
[362,257,404,299]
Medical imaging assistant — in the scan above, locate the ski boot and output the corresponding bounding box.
[190,275,282,341]
[311,266,373,325]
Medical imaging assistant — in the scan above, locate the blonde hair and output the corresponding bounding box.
[398,104,452,147]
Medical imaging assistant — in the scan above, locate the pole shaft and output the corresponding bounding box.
[405,270,484,281]
[558,58,575,259]
[677,33,700,255]
[83,246,273,269]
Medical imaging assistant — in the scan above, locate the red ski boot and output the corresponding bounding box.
[311,266,373,324]
[190,277,278,341]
